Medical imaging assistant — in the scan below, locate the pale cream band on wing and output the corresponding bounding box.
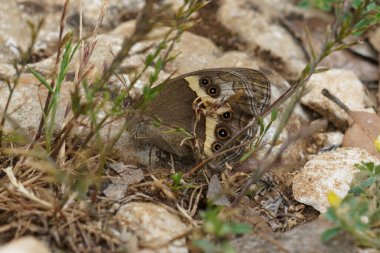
[204,116,218,156]
[184,76,231,157]
[184,76,217,104]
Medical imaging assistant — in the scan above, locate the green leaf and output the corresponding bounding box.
[366,2,377,11]
[322,227,342,242]
[348,186,365,195]
[143,86,158,102]
[155,57,164,70]
[145,53,154,66]
[374,165,380,174]
[220,242,237,253]
[357,176,377,189]
[352,0,362,9]
[297,0,310,8]
[229,223,251,235]
[264,120,273,135]
[218,223,232,237]
[258,116,265,134]
[69,42,80,62]
[271,109,277,121]
[324,208,338,222]
[297,0,339,12]
[193,239,217,252]
[353,18,370,36]
[355,163,368,171]
[364,162,375,172]
[57,40,72,86]
[370,209,380,224]
[170,172,183,186]
[28,67,53,93]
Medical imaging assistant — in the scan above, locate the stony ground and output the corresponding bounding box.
[0,0,379,253]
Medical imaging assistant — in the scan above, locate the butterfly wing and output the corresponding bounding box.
[182,68,271,168]
[134,77,205,157]
[134,68,271,167]
[182,68,271,116]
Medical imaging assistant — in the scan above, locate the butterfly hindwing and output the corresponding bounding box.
[182,68,270,167]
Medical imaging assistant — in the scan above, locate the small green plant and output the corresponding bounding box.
[192,205,251,253]
[169,171,197,192]
[299,0,379,35]
[323,161,380,249]
[28,35,79,152]
[298,0,339,11]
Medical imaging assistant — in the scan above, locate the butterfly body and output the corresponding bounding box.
[134,68,271,169]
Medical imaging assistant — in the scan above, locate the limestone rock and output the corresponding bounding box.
[115,202,188,253]
[293,148,380,213]
[0,2,31,63]
[0,74,72,135]
[369,26,380,52]
[217,0,307,80]
[301,69,375,130]
[0,237,51,253]
[103,163,144,200]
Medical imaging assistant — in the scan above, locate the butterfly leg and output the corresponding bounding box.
[192,97,207,134]
[176,97,207,160]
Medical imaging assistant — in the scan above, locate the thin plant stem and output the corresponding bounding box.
[34,0,70,142]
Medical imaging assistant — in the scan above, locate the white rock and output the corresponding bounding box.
[312,131,344,152]
[0,1,31,63]
[369,26,380,52]
[217,0,307,80]
[324,132,344,147]
[103,163,144,199]
[115,202,188,253]
[167,32,261,75]
[0,64,16,78]
[0,74,72,134]
[293,148,380,213]
[301,69,375,130]
[0,237,51,253]
[108,162,144,184]
[103,183,129,200]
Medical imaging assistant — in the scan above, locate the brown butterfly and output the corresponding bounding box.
[133,68,271,169]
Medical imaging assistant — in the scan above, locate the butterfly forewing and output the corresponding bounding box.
[183,68,270,116]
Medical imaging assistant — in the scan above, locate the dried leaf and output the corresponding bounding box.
[343,111,380,158]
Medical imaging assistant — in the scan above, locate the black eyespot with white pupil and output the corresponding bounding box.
[217,127,229,139]
[212,143,222,152]
[222,111,231,120]
[200,78,210,86]
[206,85,220,98]
[208,87,217,94]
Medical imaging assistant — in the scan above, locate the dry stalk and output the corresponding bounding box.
[3,166,53,209]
